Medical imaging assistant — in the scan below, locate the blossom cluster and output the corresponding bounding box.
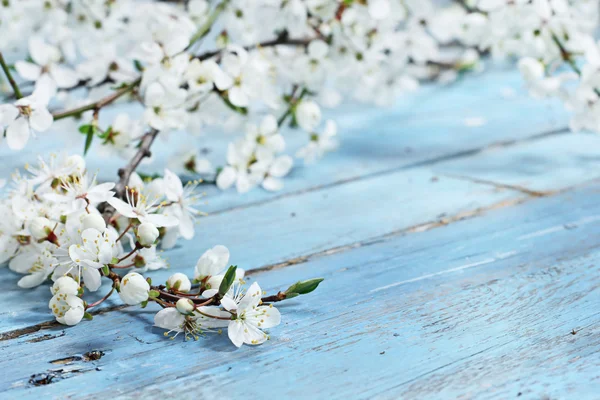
[452,0,600,132]
[0,153,321,347]
[0,0,480,193]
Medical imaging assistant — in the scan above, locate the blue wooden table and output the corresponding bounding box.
[2,67,600,399]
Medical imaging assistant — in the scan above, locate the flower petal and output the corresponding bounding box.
[107,197,137,218]
[228,86,248,107]
[154,308,184,331]
[14,61,42,81]
[228,319,245,348]
[82,267,102,292]
[29,106,53,132]
[144,213,179,228]
[6,117,30,150]
[216,166,236,190]
[49,64,79,88]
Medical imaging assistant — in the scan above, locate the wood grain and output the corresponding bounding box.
[1,67,596,399]
[2,181,600,399]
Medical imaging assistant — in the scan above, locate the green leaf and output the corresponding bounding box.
[285,278,324,296]
[83,312,93,320]
[83,125,95,155]
[98,126,112,140]
[137,172,162,181]
[218,265,238,297]
[111,257,119,265]
[148,289,160,298]
[171,279,181,291]
[78,124,93,134]
[133,59,144,72]
[101,265,110,276]
[140,300,148,308]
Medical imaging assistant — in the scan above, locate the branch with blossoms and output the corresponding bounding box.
[2,152,323,347]
[6,0,596,350]
[451,0,600,133]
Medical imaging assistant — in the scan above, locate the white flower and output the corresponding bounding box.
[220,46,264,107]
[245,115,285,160]
[185,59,232,95]
[15,36,79,100]
[176,298,195,314]
[119,272,150,305]
[194,244,230,282]
[81,214,106,233]
[296,120,338,164]
[102,113,144,153]
[15,247,58,289]
[295,100,322,132]
[49,293,85,326]
[136,222,159,247]
[131,245,167,271]
[154,306,229,339]
[51,276,80,296]
[45,173,115,210]
[68,228,119,292]
[29,217,52,240]
[225,282,281,347]
[163,169,204,240]
[107,187,179,227]
[167,272,192,292]
[0,96,53,150]
[249,155,294,192]
[143,82,188,131]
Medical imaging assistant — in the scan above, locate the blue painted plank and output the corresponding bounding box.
[435,133,600,193]
[2,181,600,399]
[0,168,523,334]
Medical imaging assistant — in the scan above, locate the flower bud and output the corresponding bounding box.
[29,217,51,240]
[51,276,80,296]
[119,272,150,305]
[295,100,322,132]
[137,223,159,247]
[167,273,191,292]
[176,298,195,314]
[49,293,85,326]
[82,214,106,232]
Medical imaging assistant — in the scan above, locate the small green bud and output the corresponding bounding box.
[285,278,324,296]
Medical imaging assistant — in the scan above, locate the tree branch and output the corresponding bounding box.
[115,128,160,197]
[0,52,23,99]
[52,77,141,121]
[196,36,314,61]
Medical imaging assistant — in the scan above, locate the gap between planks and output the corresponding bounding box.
[207,126,570,216]
[2,167,595,344]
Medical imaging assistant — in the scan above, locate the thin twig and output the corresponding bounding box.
[114,128,160,197]
[52,78,141,121]
[277,86,307,127]
[186,1,228,50]
[0,52,22,99]
[196,36,313,61]
[86,287,115,309]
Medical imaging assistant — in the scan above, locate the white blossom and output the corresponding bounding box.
[225,282,281,347]
[119,272,150,305]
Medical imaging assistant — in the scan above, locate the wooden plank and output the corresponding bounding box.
[0,168,523,334]
[435,133,600,193]
[2,181,600,399]
[4,125,600,333]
